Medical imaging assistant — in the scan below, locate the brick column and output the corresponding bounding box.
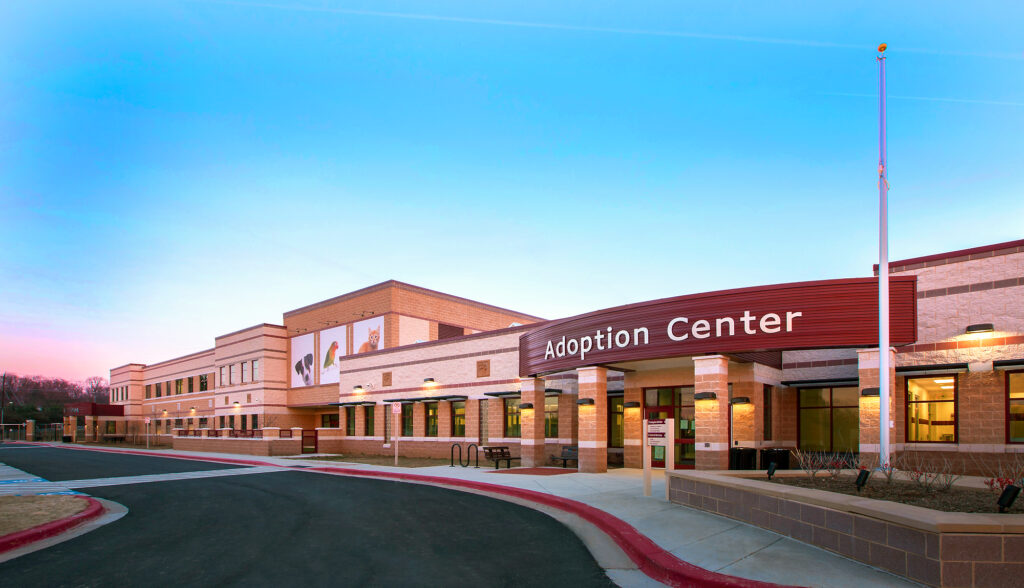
[623,375,643,468]
[84,416,96,441]
[730,364,757,448]
[520,378,546,467]
[25,419,35,441]
[375,404,386,438]
[355,406,365,436]
[577,366,608,473]
[858,347,896,466]
[488,398,505,441]
[412,402,426,438]
[558,393,578,443]
[439,401,452,440]
[694,355,730,470]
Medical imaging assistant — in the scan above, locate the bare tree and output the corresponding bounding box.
[83,377,109,403]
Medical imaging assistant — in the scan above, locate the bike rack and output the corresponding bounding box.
[450,443,463,467]
[466,443,480,468]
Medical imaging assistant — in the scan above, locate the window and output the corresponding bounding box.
[166,382,172,396]
[230,364,239,386]
[451,401,465,437]
[106,421,116,434]
[1010,372,1024,443]
[382,372,392,387]
[798,387,859,452]
[763,384,773,441]
[321,413,339,428]
[425,402,438,437]
[401,404,414,437]
[155,383,162,398]
[364,405,375,436]
[544,396,559,438]
[174,418,182,429]
[504,398,520,438]
[906,376,957,443]
[252,414,258,429]
[608,397,624,448]
[188,377,194,393]
[241,415,248,430]
[220,366,226,387]
[225,396,229,405]
[346,406,356,435]
[199,417,208,428]
[175,379,183,395]
[219,416,225,429]
[242,361,250,383]
[228,415,235,429]
[165,421,171,434]
[252,360,259,382]
[199,374,208,391]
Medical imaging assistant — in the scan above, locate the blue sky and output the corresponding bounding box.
[2,1,1022,380]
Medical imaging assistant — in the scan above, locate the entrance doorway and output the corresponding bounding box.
[644,387,695,469]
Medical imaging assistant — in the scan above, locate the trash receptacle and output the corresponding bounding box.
[729,447,757,470]
[760,448,791,470]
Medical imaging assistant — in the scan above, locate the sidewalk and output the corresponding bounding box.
[25,444,922,587]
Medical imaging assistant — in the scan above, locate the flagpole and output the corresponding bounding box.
[877,43,891,467]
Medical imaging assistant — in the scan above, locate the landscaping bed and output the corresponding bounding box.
[0,495,88,536]
[292,454,451,468]
[769,473,1013,513]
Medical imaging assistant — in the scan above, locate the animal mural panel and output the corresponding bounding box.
[290,333,316,387]
[353,316,385,355]
[318,325,347,385]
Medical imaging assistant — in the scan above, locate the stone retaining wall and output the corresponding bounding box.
[667,471,1024,587]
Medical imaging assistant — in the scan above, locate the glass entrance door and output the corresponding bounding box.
[644,386,696,469]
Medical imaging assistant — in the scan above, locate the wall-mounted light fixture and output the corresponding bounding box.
[233,401,240,406]
[353,385,364,392]
[731,397,751,405]
[860,387,880,397]
[577,398,595,405]
[623,401,641,408]
[190,407,196,412]
[162,409,168,415]
[966,323,994,334]
[518,402,534,410]
[694,392,717,401]
[423,378,436,384]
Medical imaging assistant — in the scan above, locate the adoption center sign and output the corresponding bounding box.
[519,277,917,376]
[647,419,669,447]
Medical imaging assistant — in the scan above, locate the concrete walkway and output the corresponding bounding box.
[21,444,922,587]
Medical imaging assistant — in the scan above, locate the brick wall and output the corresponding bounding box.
[172,437,301,456]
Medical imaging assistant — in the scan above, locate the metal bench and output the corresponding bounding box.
[483,446,521,470]
[551,445,578,468]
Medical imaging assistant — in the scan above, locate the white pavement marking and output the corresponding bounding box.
[0,465,285,496]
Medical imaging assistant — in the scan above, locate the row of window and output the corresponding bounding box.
[798,372,1024,451]
[219,360,260,387]
[111,386,128,402]
[145,375,210,399]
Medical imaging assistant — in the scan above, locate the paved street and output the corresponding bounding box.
[0,445,613,587]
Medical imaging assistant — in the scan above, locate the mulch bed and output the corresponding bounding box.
[770,474,1015,514]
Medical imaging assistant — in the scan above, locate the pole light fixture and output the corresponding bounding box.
[877,41,892,468]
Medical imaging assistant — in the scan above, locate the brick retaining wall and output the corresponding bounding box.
[173,437,301,456]
[668,471,1024,587]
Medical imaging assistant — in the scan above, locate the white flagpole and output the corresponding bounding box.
[877,43,891,467]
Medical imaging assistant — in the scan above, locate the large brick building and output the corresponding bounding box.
[97,239,1024,473]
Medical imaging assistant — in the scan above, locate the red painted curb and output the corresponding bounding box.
[31,444,797,587]
[0,496,104,554]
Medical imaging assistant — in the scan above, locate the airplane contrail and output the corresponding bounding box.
[822,92,1024,108]
[187,0,1022,60]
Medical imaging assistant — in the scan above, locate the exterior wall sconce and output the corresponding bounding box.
[966,323,994,334]
[518,402,534,410]
[353,385,364,392]
[623,401,641,408]
[731,397,751,405]
[694,392,717,401]
[860,387,880,397]
[233,401,240,406]
[577,398,595,405]
[423,378,436,384]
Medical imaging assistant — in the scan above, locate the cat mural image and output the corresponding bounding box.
[357,327,379,353]
[353,316,384,355]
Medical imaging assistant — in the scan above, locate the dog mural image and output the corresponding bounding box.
[289,333,316,387]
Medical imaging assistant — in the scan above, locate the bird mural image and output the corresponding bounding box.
[323,340,339,371]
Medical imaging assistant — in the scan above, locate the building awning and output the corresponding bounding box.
[329,401,377,407]
[376,394,470,404]
[896,362,969,377]
[994,359,1024,371]
[780,378,859,389]
[484,391,520,398]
